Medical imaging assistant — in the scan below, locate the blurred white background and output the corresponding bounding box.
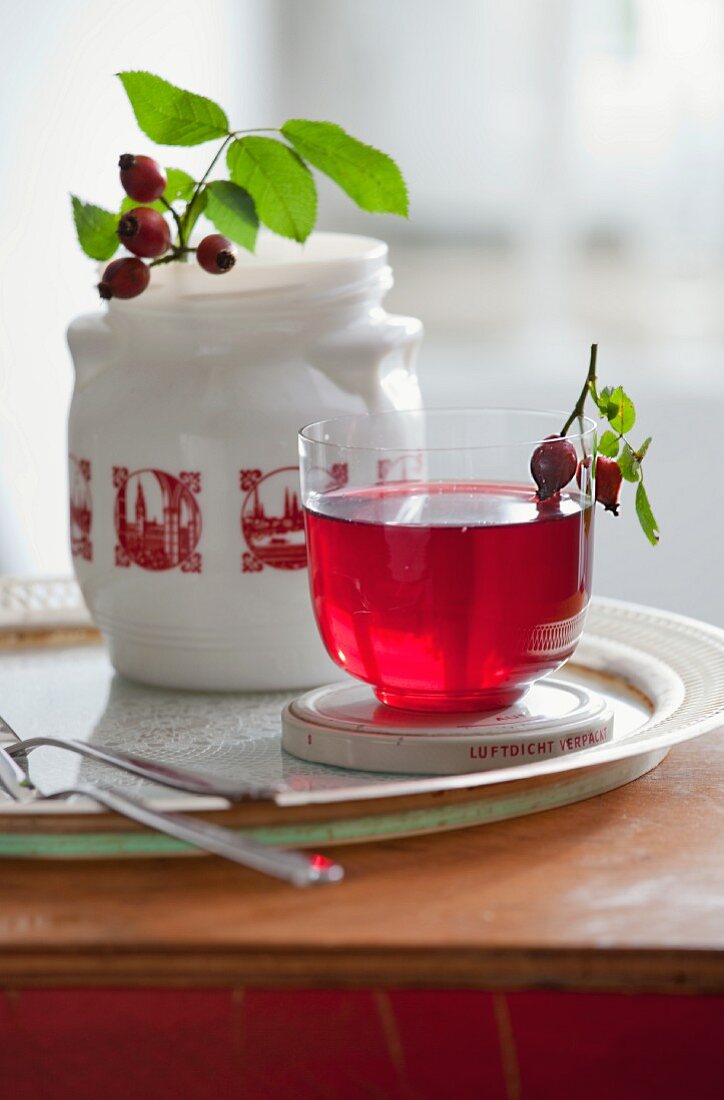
[1,0,722,622]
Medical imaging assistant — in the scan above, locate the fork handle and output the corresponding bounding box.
[62,783,343,887]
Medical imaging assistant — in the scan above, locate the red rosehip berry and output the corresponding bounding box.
[117,207,171,259]
[197,234,237,274]
[119,154,167,203]
[595,455,623,515]
[530,435,578,501]
[97,257,150,301]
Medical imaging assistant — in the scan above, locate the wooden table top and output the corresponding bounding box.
[2,728,723,993]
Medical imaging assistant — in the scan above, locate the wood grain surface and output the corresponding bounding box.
[1,728,723,992]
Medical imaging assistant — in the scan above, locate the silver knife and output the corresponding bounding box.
[0,742,343,886]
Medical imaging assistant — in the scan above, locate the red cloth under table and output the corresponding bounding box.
[1,989,722,1099]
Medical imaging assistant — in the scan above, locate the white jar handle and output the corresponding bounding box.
[373,313,424,410]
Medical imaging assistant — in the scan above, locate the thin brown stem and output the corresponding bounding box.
[561,343,598,436]
[149,247,195,269]
[182,133,236,243]
[178,128,280,248]
[160,197,184,246]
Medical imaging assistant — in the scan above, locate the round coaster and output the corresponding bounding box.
[282,679,614,775]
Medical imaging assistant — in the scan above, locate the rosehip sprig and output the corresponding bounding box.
[545,344,659,545]
[70,70,409,302]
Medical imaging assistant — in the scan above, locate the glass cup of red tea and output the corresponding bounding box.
[299,408,596,714]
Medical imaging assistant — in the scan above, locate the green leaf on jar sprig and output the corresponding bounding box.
[117,71,229,146]
[227,136,317,243]
[71,196,119,261]
[281,119,408,216]
[205,181,259,252]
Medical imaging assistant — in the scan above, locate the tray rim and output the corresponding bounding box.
[0,747,669,855]
[0,587,721,821]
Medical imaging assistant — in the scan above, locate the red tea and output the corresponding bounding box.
[305,482,593,712]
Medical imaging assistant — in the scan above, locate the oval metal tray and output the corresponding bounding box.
[0,578,722,856]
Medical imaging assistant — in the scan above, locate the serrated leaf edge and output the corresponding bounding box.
[281,119,409,217]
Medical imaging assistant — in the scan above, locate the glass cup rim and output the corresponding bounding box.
[299,406,596,454]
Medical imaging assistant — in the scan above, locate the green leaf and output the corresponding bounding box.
[596,385,614,417]
[618,435,653,484]
[117,71,229,145]
[164,168,196,202]
[605,386,636,434]
[120,195,166,215]
[635,482,660,546]
[598,430,620,458]
[618,443,641,483]
[227,136,317,242]
[205,181,258,251]
[638,436,652,461]
[71,195,119,261]
[280,119,408,216]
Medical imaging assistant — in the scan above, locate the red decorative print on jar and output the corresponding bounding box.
[377,452,423,484]
[69,455,93,562]
[240,467,307,572]
[113,467,202,572]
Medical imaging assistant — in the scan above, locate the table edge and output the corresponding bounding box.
[2,945,723,994]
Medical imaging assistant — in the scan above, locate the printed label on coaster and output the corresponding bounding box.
[282,679,615,776]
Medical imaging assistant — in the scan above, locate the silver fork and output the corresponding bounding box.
[0,712,279,801]
[0,744,343,887]
[2,733,281,802]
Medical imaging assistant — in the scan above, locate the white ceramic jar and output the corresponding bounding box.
[67,233,423,690]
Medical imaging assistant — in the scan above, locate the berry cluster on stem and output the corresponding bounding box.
[530,345,659,545]
[98,152,238,299]
[72,71,409,302]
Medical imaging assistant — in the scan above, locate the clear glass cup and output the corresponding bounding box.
[299,408,596,713]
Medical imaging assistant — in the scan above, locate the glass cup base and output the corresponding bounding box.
[374,685,529,714]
